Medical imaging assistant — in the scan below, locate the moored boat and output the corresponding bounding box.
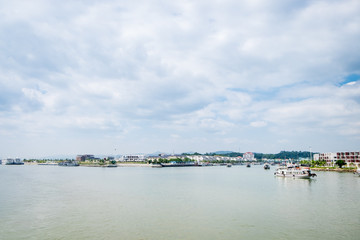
[151,164,163,168]
[246,163,251,168]
[3,158,24,165]
[58,160,79,166]
[263,163,270,170]
[160,163,200,167]
[354,168,360,176]
[106,164,118,167]
[274,164,316,179]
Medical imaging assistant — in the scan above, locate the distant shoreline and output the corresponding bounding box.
[80,163,151,167]
[20,162,358,172]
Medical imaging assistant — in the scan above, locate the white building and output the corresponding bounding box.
[121,155,145,162]
[316,151,360,167]
[243,152,256,161]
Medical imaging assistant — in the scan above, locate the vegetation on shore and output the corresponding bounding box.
[298,159,356,172]
[148,157,194,164]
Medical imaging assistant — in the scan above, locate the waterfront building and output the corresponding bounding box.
[76,154,95,162]
[148,154,242,163]
[315,151,360,167]
[146,154,188,162]
[315,153,337,166]
[337,152,360,167]
[121,155,145,162]
[243,152,256,162]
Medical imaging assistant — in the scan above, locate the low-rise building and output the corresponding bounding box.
[316,151,360,167]
[121,155,145,162]
[243,152,256,162]
[76,154,95,161]
[337,152,360,167]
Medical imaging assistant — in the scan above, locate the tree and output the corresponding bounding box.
[335,160,346,168]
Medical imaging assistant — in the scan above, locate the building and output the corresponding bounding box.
[337,152,360,167]
[243,152,256,162]
[76,154,95,161]
[121,155,145,162]
[315,152,338,166]
[315,151,360,167]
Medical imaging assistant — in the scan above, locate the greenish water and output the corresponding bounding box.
[0,165,359,240]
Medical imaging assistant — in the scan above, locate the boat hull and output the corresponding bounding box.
[160,163,200,167]
[274,165,316,179]
[274,173,311,179]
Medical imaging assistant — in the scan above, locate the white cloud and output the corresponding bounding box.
[0,0,360,157]
[250,121,267,128]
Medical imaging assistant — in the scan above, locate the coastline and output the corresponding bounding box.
[80,163,151,167]
[311,167,356,172]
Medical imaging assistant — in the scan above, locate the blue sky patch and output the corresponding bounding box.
[340,74,360,86]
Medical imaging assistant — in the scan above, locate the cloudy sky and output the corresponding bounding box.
[1,0,359,158]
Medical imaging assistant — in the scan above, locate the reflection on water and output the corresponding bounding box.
[0,165,359,240]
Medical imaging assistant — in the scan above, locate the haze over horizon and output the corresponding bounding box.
[1,0,360,159]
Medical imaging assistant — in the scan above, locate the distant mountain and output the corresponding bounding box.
[146,151,171,156]
[182,151,196,155]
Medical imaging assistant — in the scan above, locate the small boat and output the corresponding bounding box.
[354,168,360,176]
[106,164,118,167]
[263,163,270,170]
[274,164,316,179]
[246,163,251,168]
[151,164,163,168]
[160,163,200,167]
[227,164,232,167]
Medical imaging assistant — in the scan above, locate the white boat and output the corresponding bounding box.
[274,164,316,179]
[354,168,360,176]
[2,158,24,165]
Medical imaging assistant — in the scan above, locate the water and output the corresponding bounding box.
[0,165,359,240]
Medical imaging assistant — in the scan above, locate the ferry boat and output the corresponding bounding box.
[274,164,316,179]
[3,158,24,165]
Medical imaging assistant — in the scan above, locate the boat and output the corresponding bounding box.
[246,163,251,168]
[274,164,316,179]
[58,160,79,166]
[151,164,163,168]
[263,163,270,170]
[160,163,200,167]
[354,168,360,176]
[106,164,118,167]
[3,158,24,165]
[227,164,232,167]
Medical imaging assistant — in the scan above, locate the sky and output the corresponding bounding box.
[1,0,360,158]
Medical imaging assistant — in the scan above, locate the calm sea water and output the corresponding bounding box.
[0,165,359,240]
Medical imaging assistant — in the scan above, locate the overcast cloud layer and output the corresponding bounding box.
[1,0,360,158]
